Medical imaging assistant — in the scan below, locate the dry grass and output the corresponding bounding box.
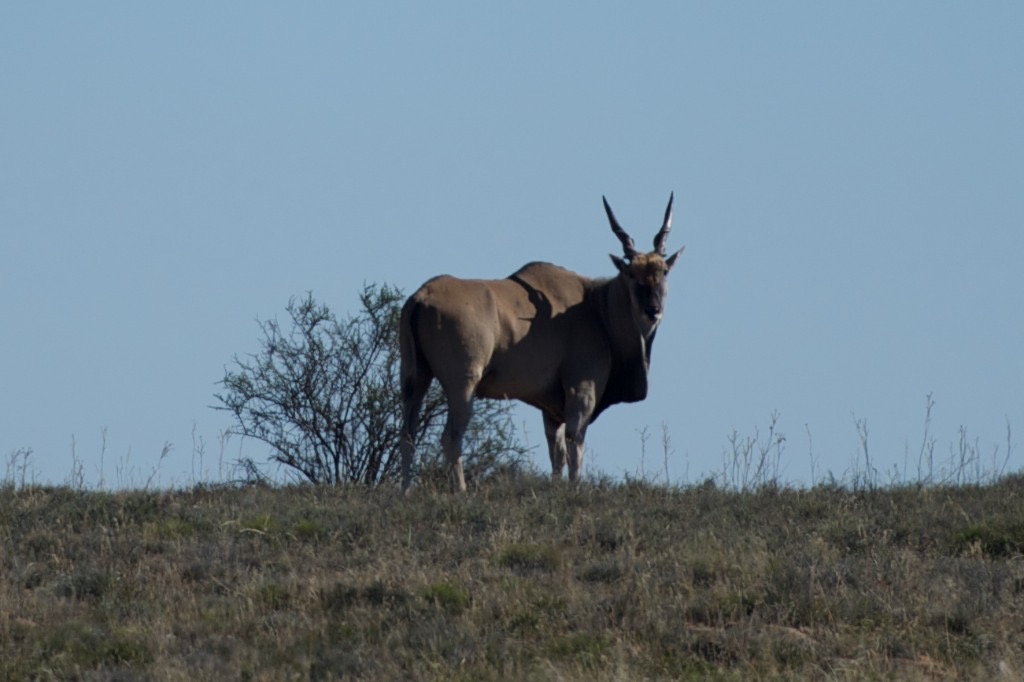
[4,472,1024,680]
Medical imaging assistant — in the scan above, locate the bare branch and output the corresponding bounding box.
[215,284,527,486]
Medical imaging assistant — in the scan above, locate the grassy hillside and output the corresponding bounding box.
[3,472,1024,680]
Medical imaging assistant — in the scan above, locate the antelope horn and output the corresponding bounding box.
[603,196,639,260]
[653,192,674,256]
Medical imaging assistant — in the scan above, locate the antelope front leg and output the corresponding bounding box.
[543,412,567,479]
[563,384,595,482]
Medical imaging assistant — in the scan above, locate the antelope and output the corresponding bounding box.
[399,194,683,491]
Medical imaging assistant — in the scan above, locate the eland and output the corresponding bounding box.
[399,194,683,491]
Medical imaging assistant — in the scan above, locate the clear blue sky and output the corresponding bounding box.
[3,3,1022,487]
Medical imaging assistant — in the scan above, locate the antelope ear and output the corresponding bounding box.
[610,254,629,274]
[665,247,685,272]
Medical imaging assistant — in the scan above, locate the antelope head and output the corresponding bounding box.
[605,193,684,337]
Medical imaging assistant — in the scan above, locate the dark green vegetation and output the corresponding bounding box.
[4,474,1024,680]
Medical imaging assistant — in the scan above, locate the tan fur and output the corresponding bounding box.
[629,254,669,287]
[399,196,682,492]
